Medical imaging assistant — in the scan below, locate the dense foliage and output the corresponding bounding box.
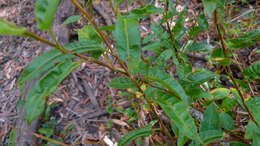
[1,0,260,145]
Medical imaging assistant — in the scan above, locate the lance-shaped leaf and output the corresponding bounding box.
[114,15,141,72]
[0,19,27,36]
[8,129,16,146]
[202,0,217,18]
[24,59,80,124]
[17,41,103,93]
[78,25,104,58]
[199,104,222,144]
[157,98,202,144]
[61,15,81,25]
[246,97,260,125]
[146,67,191,104]
[245,121,260,146]
[35,0,60,30]
[108,77,135,89]
[220,112,234,130]
[118,121,156,146]
[227,29,260,50]
[243,61,260,81]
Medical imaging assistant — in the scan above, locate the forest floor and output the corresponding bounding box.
[0,0,259,145]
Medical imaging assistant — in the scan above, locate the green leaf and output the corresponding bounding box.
[78,25,103,43]
[184,70,215,88]
[186,42,214,52]
[146,67,191,103]
[35,0,60,30]
[202,0,217,18]
[173,10,186,40]
[39,128,54,137]
[24,59,80,124]
[212,57,232,66]
[157,100,202,144]
[186,88,212,100]
[227,29,260,50]
[62,15,81,25]
[128,5,163,18]
[243,61,260,81]
[78,25,104,58]
[142,40,161,51]
[245,120,260,146]
[210,88,230,100]
[246,97,260,125]
[230,142,248,146]
[8,129,16,146]
[221,97,237,112]
[200,104,221,131]
[171,121,188,146]
[131,5,163,15]
[199,130,222,144]
[197,13,209,29]
[155,49,172,66]
[0,19,27,36]
[114,15,141,73]
[115,0,123,7]
[17,41,103,93]
[114,15,141,61]
[200,104,222,143]
[109,77,136,89]
[189,26,206,38]
[118,125,154,146]
[220,112,234,130]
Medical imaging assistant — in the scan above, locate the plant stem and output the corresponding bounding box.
[25,31,57,48]
[165,0,180,62]
[213,10,259,126]
[71,0,176,143]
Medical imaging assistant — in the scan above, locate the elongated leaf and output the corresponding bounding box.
[228,29,260,50]
[35,0,60,30]
[210,88,230,100]
[171,121,188,146]
[0,19,27,36]
[243,61,260,81]
[197,13,209,29]
[230,142,248,146]
[8,129,16,146]
[164,78,191,104]
[173,10,186,40]
[78,25,104,58]
[246,97,260,125]
[114,15,141,63]
[245,120,260,146]
[200,104,222,143]
[24,59,80,124]
[155,49,172,65]
[109,77,136,89]
[118,126,153,146]
[199,130,222,144]
[182,70,215,88]
[221,97,237,112]
[17,41,103,93]
[131,5,163,15]
[157,100,202,144]
[202,0,217,18]
[62,15,81,25]
[146,67,191,104]
[142,40,161,51]
[220,112,234,130]
[78,25,103,43]
[200,104,221,131]
[186,42,214,52]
